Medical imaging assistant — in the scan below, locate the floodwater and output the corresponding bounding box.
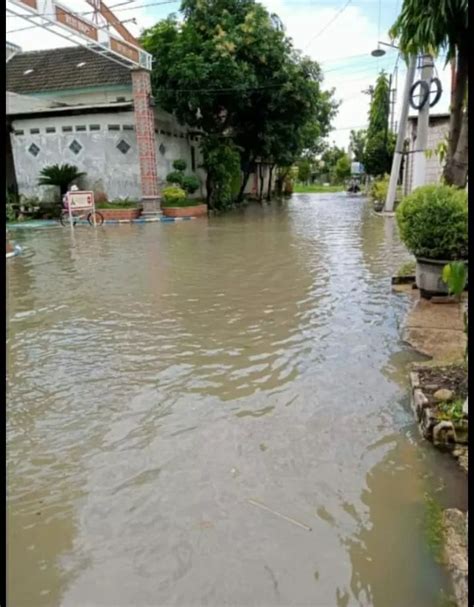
[7,194,466,607]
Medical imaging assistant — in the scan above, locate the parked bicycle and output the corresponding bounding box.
[60,187,104,226]
[59,207,104,226]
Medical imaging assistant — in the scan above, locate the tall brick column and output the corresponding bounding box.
[132,68,161,215]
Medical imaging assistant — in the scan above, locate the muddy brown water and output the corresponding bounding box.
[7,194,466,607]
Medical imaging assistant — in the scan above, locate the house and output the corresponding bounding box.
[6,44,272,204]
[402,113,450,195]
[6,45,206,202]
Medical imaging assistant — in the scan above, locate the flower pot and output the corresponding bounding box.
[162,204,207,218]
[373,200,384,212]
[416,257,468,298]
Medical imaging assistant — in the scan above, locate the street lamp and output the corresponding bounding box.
[371,40,399,57]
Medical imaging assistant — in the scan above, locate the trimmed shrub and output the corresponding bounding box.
[162,186,186,206]
[172,159,187,171]
[182,175,200,194]
[396,185,468,260]
[370,174,390,202]
[166,170,184,186]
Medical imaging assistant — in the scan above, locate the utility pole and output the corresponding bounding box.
[384,55,417,212]
[411,53,434,189]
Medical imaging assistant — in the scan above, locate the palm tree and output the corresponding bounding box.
[38,164,86,199]
[390,0,468,188]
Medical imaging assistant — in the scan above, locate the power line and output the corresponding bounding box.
[303,0,352,49]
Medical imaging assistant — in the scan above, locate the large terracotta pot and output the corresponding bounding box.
[416,257,468,298]
[162,204,208,218]
[99,208,141,221]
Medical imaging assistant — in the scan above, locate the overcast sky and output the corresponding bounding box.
[7,0,451,149]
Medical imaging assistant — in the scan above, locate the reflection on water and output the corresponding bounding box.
[7,195,463,606]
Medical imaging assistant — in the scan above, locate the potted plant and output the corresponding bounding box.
[161,159,206,217]
[161,185,207,217]
[95,197,142,221]
[370,174,389,212]
[396,185,468,298]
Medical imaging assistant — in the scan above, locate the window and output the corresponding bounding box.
[62,126,73,132]
[28,143,40,157]
[46,127,56,133]
[14,130,24,136]
[123,124,134,131]
[89,124,100,131]
[191,146,196,172]
[75,125,86,132]
[159,143,166,155]
[108,124,120,131]
[69,140,82,155]
[116,96,126,102]
[117,139,131,154]
[30,128,39,134]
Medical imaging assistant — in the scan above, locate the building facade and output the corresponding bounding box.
[6,45,271,204]
[402,113,450,195]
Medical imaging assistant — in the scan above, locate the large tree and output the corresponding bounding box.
[390,0,468,187]
[363,71,395,177]
[349,129,366,163]
[141,0,337,208]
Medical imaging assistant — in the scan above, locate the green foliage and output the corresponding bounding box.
[166,170,185,186]
[38,164,86,197]
[297,158,312,183]
[363,72,394,177]
[162,185,186,206]
[423,494,444,563]
[370,174,390,202]
[173,159,187,171]
[436,399,465,421]
[181,174,200,194]
[95,200,138,209]
[442,261,467,296]
[396,185,468,260]
[396,260,416,276]
[334,155,351,183]
[141,0,337,206]
[202,139,241,210]
[349,129,366,163]
[390,0,467,62]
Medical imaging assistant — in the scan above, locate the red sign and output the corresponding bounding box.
[110,37,140,63]
[55,5,98,41]
[66,191,94,210]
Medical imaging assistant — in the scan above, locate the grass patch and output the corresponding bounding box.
[424,494,445,563]
[293,183,345,193]
[161,199,205,208]
[95,201,139,209]
[436,399,465,422]
[396,260,416,276]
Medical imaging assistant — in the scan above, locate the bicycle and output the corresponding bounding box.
[59,207,104,227]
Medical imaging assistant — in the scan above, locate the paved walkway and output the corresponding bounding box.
[395,285,467,363]
[7,217,196,229]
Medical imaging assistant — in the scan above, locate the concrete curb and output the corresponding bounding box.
[7,216,198,229]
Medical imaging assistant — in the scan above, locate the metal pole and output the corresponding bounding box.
[384,55,417,212]
[411,53,434,189]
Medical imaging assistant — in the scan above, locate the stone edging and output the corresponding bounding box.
[409,369,468,448]
[7,217,197,229]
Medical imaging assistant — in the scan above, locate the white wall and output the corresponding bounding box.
[10,108,206,201]
[403,118,450,194]
[35,86,134,106]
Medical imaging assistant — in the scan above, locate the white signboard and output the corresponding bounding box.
[66,190,94,209]
[351,162,364,175]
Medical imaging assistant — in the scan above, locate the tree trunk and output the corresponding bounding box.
[266,165,274,201]
[237,169,251,203]
[443,44,468,184]
[443,110,468,188]
[258,164,264,202]
[205,172,214,210]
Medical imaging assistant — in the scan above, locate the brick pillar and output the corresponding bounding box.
[132,68,161,215]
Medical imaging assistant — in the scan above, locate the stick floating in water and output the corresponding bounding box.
[247,499,312,531]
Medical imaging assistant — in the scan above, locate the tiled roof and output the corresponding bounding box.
[6,46,132,94]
